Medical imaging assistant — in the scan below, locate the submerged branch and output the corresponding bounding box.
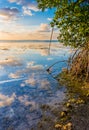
[46,60,68,72]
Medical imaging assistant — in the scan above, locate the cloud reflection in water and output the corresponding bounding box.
[0,42,72,129]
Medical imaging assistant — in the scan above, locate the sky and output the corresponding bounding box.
[0,0,58,40]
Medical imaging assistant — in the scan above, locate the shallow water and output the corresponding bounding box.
[0,42,72,130]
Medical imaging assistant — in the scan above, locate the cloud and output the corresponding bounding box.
[39,79,51,90]
[27,61,35,66]
[27,64,44,70]
[18,95,38,111]
[37,49,49,56]
[0,7,19,20]
[20,83,25,87]
[22,6,33,16]
[47,58,53,60]
[24,73,51,90]
[25,77,51,90]
[38,23,50,32]
[8,0,25,4]
[27,4,39,12]
[8,0,39,16]
[47,17,52,21]
[0,66,6,76]
[9,0,39,11]
[0,93,16,107]
[23,73,36,86]
[7,62,44,80]
[25,73,36,86]
[27,62,44,70]
[25,78,36,86]
[0,57,22,66]
[9,73,21,79]
[0,31,12,35]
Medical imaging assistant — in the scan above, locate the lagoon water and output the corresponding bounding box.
[0,42,72,130]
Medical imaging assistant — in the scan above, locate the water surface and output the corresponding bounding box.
[0,42,72,130]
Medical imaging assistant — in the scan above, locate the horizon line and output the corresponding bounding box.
[0,39,58,42]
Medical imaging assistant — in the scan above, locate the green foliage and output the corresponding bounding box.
[37,0,89,48]
[58,71,89,98]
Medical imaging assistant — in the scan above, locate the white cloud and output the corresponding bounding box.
[23,7,33,16]
[27,62,44,70]
[27,64,44,70]
[0,7,19,20]
[8,0,17,2]
[37,49,49,56]
[27,61,35,67]
[0,66,6,76]
[25,73,36,86]
[39,79,51,90]
[8,0,25,4]
[38,23,50,32]
[8,0,39,16]
[47,58,53,60]
[7,62,44,81]
[0,57,22,66]
[47,17,52,21]
[9,73,21,79]
[25,77,36,86]
[0,93,16,107]
[27,3,39,12]
[9,0,39,11]
[18,95,38,111]
[24,73,51,90]
[20,83,25,87]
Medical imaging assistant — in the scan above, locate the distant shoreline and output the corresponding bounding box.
[0,40,58,43]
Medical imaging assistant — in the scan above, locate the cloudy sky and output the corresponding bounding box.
[0,0,58,40]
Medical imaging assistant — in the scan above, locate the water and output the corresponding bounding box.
[0,42,73,130]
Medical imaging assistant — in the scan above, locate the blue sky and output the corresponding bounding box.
[0,0,58,40]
